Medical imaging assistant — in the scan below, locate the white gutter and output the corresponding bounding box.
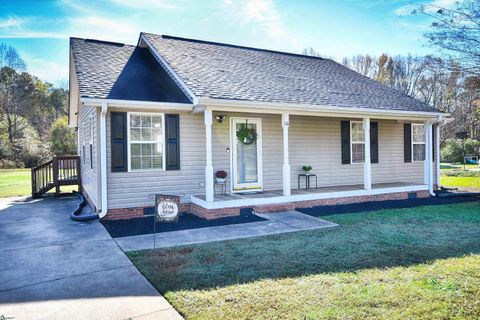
[198,97,449,120]
[99,102,108,218]
[81,97,193,111]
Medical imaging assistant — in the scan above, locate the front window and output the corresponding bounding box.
[351,121,365,164]
[412,123,425,161]
[129,113,164,171]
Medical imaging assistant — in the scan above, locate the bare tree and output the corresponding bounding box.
[415,0,480,75]
[0,44,26,71]
[302,47,335,59]
[342,55,376,78]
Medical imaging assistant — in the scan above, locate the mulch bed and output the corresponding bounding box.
[297,195,480,217]
[101,208,265,238]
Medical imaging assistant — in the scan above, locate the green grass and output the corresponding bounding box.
[0,169,78,198]
[441,176,480,189]
[440,162,480,190]
[128,202,480,319]
[0,169,32,197]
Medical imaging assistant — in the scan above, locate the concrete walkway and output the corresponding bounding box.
[0,196,182,320]
[116,211,338,251]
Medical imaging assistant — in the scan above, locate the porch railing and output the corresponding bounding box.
[31,155,82,198]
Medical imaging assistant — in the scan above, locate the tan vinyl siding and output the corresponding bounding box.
[372,120,424,184]
[289,116,364,187]
[106,110,205,209]
[105,109,428,210]
[78,104,99,208]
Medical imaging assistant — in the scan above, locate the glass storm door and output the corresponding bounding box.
[231,118,263,192]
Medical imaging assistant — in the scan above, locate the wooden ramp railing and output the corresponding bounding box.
[31,155,82,198]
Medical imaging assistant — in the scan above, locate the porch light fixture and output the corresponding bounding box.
[215,115,226,123]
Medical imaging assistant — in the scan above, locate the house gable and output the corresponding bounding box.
[69,37,190,104]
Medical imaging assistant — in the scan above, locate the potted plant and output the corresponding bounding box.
[215,170,228,183]
[302,165,312,175]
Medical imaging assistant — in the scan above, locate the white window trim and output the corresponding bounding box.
[89,115,94,171]
[350,121,365,164]
[127,112,166,172]
[89,114,94,145]
[81,123,86,166]
[412,123,425,162]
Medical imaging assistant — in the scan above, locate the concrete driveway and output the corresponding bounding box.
[0,196,182,320]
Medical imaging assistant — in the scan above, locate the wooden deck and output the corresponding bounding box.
[31,155,82,198]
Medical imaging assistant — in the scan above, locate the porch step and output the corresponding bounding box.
[253,203,295,214]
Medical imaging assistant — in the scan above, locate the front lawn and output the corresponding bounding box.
[128,201,480,319]
[441,176,480,189]
[0,169,31,197]
[0,169,78,198]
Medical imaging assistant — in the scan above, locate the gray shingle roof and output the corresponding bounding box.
[70,38,189,103]
[143,33,438,113]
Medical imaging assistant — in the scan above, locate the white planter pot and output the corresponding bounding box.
[215,178,226,183]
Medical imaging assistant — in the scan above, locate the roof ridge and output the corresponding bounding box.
[143,32,327,61]
[70,37,136,48]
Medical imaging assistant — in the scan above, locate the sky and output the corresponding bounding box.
[0,0,458,85]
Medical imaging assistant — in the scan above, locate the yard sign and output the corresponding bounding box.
[153,194,180,249]
[155,194,180,222]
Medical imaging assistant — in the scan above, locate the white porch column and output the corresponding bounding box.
[423,121,435,195]
[363,117,372,190]
[204,109,214,202]
[435,124,441,188]
[423,122,430,185]
[282,113,291,196]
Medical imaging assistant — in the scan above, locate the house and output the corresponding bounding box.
[68,32,449,220]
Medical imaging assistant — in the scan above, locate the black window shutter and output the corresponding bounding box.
[404,123,412,163]
[111,112,127,172]
[432,124,436,162]
[370,122,379,163]
[165,114,180,170]
[90,144,93,169]
[341,121,351,164]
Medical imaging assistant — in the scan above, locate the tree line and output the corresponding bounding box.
[0,44,76,168]
[304,0,480,159]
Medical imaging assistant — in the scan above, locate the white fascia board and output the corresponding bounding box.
[80,97,194,111]
[198,97,449,120]
[68,48,79,128]
[191,184,429,210]
[139,34,199,105]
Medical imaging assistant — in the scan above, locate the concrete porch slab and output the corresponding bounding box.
[115,211,338,251]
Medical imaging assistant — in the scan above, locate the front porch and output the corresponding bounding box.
[194,107,439,219]
[191,182,429,216]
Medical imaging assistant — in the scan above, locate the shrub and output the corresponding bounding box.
[442,170,480,177]
[441,138,480,163]
[0,159,21,169]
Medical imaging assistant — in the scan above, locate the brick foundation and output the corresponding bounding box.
[191,204,241,220]
[253,202,295,214]
[103,190,430,220]
[103,203,192,220]
[104,207,144,220]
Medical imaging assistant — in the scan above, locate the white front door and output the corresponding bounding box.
[231,117,263,192]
